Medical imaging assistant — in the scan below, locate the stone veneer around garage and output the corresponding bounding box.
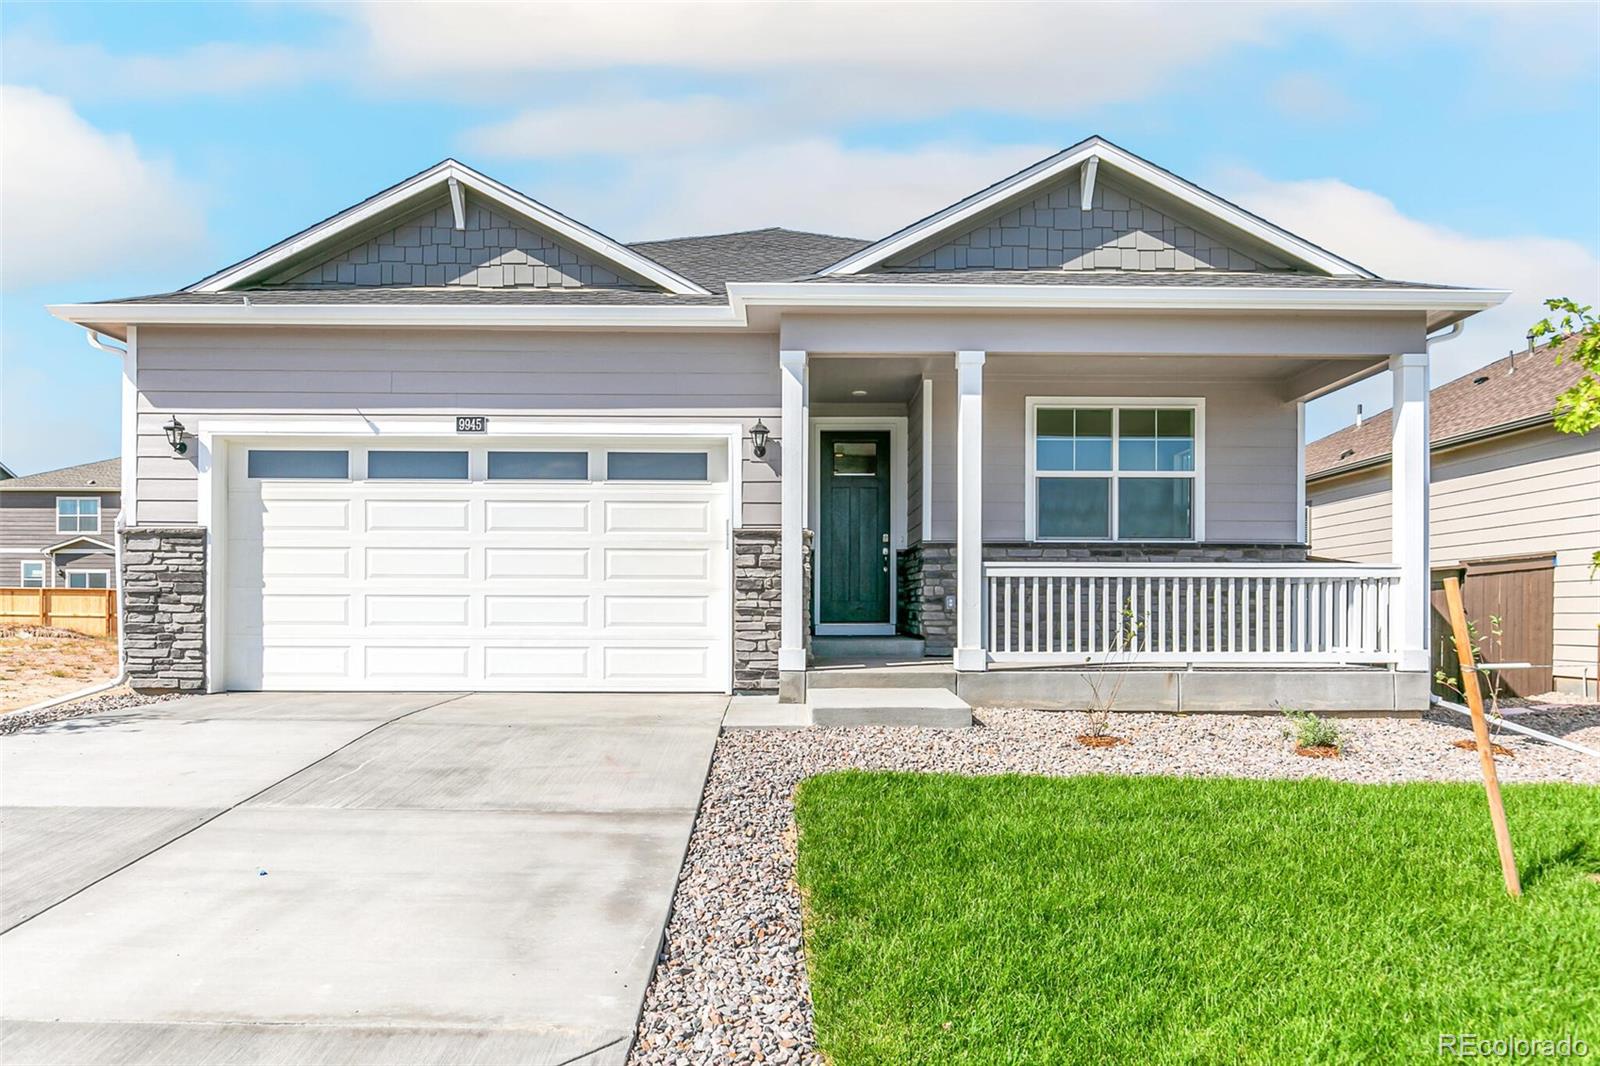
[898,541,1311,655]
[120,526,207,693]
[733,529,812,693]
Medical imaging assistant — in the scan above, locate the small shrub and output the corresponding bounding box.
[1281,708,1341,752]
[1082,709,1112,737]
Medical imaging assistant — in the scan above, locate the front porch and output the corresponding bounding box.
[773,338,1435,713]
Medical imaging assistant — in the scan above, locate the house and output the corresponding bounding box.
[48,136,1507,709]
[1307,340,1599,698]
[0,461,17,480]
[0,458,122,590]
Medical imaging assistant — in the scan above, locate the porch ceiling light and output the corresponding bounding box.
[749,419,770,459]
[163,415,189,455]
[851,389,868,397]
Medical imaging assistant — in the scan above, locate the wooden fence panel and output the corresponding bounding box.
[0,588,117,638]
[1430,554,1555,698]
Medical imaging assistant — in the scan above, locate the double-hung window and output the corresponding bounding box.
[1028,399,1202,541]
[56,497,100,534]
[20,561,45,588]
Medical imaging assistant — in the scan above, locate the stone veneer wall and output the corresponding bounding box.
[898,542,1308,655]
[120,527,206,693]
[733,528,813,693]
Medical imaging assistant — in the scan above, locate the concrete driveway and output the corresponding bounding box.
[0,691,726,1065]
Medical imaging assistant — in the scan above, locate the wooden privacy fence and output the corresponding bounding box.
[0,587,118,638]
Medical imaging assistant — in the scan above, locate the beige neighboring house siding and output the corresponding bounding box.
[0,489,121,587]
[133,326,783,528]
[1308,426,1600,693]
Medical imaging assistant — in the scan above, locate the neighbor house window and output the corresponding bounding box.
[56,497,100,534]
[1028,400,1201,541]
[20,561,45,588]
[65,571,110,589]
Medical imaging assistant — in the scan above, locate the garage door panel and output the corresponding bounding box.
[603,646,710,680]
[485,547,590,580]
[604,499,712,534]
[484,595,589,628]
[264,547,350,578]
[364,594,471,627]
[227,437,730,692]
[483,645,590,680]
[486,500,590,532]
[604,548,711,581]
[365,499,470,532]
[366,547,470,580]
[603,596,709,628]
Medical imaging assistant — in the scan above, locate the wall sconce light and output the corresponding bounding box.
[749,419,770,459]
[163,415,189,455]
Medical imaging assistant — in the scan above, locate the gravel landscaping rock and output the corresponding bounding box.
[0,685,181,735]
[628,704,1600,1065]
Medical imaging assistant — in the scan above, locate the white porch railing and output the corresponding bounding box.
[983,562,1402,666]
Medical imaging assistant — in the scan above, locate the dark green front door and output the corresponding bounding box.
[819,430,892,625]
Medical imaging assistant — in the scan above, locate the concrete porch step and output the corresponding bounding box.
[808,687,973,729]
[807,664,957,691]
[811,636,925,661]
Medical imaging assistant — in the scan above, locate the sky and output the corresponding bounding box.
[2,1,1597,476]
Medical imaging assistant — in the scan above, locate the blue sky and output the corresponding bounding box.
[3,1,1597,475]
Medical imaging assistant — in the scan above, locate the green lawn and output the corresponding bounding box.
[794,773,1599,1064]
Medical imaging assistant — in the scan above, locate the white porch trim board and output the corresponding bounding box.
[1389,352,1431,672]
[778,350,809,673]
[954,350,987,672]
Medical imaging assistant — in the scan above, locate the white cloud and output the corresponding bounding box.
[0,30,325,100]
[540,138,1055,241]
[1217,169,1600,434]
[0,85,206,289]
[463,96,764,158]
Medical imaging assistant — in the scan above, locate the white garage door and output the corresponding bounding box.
[224,439,731,691]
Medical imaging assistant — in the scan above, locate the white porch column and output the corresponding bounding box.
[954,350,987,672]
[778,349,809,676]
[1390,352,1431,672]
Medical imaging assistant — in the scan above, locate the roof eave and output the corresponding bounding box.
[1306,413,1557,482]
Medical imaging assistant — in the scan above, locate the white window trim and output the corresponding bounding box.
[20,560,46,588]
[64,570,111,589]
[1024,396,1206,543]
[55,496,102,535]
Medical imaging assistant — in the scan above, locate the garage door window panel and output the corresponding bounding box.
[488,451,589,481]
[606,452,709,481]
[368,450,469,480]
[247,450,349,479]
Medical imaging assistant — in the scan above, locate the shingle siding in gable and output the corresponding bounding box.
[887,177,1283,272]
[280,199,644,290]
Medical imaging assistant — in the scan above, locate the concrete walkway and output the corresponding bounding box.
[0,691,726,1065]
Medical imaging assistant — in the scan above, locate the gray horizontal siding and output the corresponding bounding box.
[1308,427,1600,688]
[134,327,782,527]
[0,489,122,587]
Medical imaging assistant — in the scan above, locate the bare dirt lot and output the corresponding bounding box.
[0,625,119,712]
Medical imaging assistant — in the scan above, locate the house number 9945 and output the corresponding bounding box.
[455,416,487,433]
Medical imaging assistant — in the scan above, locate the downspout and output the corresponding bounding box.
[82,329,130,694]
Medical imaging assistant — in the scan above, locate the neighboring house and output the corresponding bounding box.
[0,461,17,480]
[1307,341,1600,698]
[49,136,1506,709]
[0,459,122,590]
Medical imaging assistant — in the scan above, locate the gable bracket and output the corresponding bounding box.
[447,177,466,231]
[1079,156,1099,213]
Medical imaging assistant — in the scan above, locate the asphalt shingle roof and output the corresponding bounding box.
[99,288,726,306]
[796,270,1465,290]
[1305,337,1587,478]
[0,458,120,491]
[625,228,871,293]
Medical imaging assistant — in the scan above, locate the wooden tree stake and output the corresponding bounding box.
[1442,574,1521,897]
